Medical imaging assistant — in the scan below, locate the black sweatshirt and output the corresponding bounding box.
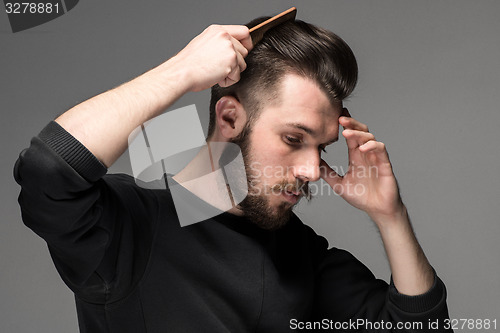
[14,121,452,332]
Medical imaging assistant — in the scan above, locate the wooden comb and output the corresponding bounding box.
[249,7,297,45]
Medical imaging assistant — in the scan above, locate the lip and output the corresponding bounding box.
[282,191,301,204]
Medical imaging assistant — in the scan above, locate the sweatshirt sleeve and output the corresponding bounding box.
[312,235,453,332]
[14,121,158,304]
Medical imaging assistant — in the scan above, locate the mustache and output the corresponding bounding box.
[270,179,312,201]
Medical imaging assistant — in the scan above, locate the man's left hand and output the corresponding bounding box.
[319,111,405,225]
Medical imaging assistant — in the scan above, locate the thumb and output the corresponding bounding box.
[320,159,343,195]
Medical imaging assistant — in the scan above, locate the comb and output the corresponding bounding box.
[249,7,297,45]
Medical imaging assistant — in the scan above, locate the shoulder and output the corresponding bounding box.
[98,173,174,219]
[286,213,330,248]
[286,214,364,266]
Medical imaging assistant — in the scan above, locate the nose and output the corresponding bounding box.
[293,150,321,183]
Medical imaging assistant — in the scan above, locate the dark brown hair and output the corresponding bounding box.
[207,17,358,139]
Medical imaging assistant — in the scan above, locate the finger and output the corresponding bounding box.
[320,159,343,192]
[231,40,247,71]
[218,46,246,87]
[343,129,375,149]
[238,34,253,52]
[219,73,238,87]
[359,140,391,164]
[226,65,241,84]
[339,116,369,132]
[226,51,246,82]
[231,37,249,59]
[218,62,239,87]
[222,25,253,51]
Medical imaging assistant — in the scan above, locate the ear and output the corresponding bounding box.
[215,96,247,140]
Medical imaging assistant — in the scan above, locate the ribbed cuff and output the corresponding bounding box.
[38,121,107,182]
[388,268,446,313]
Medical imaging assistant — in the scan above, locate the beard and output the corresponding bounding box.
[230,124,311,231]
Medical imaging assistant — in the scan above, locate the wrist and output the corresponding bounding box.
[147,56,192,96]
[370,204,409,230]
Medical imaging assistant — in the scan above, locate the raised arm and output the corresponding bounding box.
[320,113,434,296]
[14,24,252,299]
[315,113,452,331]
[56,25,252,167]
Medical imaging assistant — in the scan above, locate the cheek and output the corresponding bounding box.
[248,128,293,177]
[251,149,294,185]
[252,138,289,166]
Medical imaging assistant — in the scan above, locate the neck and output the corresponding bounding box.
[172,140,245,216]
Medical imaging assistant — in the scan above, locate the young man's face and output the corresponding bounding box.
[237,74,342,229]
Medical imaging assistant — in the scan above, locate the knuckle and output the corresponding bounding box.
[205,24,217,33]
[217,30,231,40]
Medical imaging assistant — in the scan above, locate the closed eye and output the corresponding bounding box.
[284,135,302,145]
[284,135,329,154]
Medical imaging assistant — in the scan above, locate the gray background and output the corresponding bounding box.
[1,0,499,332]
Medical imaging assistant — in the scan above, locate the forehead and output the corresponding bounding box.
[258,74,342,134]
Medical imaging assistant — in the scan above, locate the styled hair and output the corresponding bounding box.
[207,17,358,139]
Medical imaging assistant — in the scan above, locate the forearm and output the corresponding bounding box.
[55,25,251,168]
[373,206,435,296]
[55,58,190,167]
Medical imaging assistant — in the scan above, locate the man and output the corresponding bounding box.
[15,16,452,332]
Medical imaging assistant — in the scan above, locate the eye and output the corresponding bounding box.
[284,135,302,145]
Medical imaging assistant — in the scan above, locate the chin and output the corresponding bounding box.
[240,195,294,230]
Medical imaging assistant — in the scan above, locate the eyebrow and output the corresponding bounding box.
[284,122,338,145]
